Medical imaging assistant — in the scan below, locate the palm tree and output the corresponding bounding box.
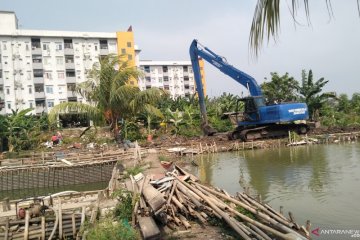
[49,55,165,138]
[250,0,360,56]
[297,69,335,120]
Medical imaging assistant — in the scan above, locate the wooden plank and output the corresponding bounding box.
[138,216,161,240]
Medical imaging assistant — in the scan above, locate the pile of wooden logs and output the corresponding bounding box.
[129,165,310,240]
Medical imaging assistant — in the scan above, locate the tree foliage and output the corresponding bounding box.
[49,55,166,138]
[261,72,299,103]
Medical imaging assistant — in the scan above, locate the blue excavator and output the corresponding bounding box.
[189,39,310,141]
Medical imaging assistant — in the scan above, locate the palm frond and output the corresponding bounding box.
[48,102,104,124]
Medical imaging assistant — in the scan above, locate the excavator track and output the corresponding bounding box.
[229,123,309,141]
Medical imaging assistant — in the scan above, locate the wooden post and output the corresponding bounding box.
[72,213,77,238]
[41,151,45,164]
[4,217,9,240]
[2,197,10,211]
[41,216,45,240]
[59,198,63,239]
[24,210,30,240]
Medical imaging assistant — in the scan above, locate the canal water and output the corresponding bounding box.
[188,142,360,239]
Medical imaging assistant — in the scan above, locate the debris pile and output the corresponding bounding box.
[128,165,310,240]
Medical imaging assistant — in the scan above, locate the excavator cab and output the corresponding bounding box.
[239,96,265,122]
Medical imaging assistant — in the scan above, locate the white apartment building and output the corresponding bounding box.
[0,11,131,115]
[138,60,205,98]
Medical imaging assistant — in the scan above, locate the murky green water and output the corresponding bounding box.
[188,142,360,239]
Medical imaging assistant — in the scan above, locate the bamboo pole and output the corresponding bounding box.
[192,182,306,239]
[41,216,45,240]
[173,175,251,239]
[24,210,29,240]
[4,217,9,240]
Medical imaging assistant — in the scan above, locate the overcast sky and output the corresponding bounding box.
[1,0,359,97]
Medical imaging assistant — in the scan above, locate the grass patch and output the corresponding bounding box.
[158,155,169,162]
[86,218,139,240]
[124,165,143,178]
[235,206,256,220]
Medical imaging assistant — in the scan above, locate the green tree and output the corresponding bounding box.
[261,72,299,103]
[49,55,165,138]
[297,69,335,120]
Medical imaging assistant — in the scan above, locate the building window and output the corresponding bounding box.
[29,102,33,108]
[159,77,163,83]
[128,54,133,60]
[43,42,50,51]
[64,39,73,49]
[33,69,43,78]
[164,76,169,81]
[47,100,54,108]
[95,45,98,51]
[163,66,168,72]
[184,76,189,81]
[28,86,32,94]
[121,48,126,54]
[58,71,65,79]
[144,66,150,73]
[127,42,132,47]
[44,72,52,80]
[55,42,63,51]
[0,85,3,92]
[56,56,64,65]
[164,86,169,90]
[6,88,10,95]
[27,71,32,80]
[7,103,11,109]
[46,85,53,94]
[32,55,42,63]
[3,42,7,51]
[0,70,2,78]
[183,66,188,72]
[145,77,151,82]
[26,44,30,51]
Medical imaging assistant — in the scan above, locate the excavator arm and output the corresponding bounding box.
[189,39,262,135]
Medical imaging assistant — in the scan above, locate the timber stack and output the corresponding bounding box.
[128,165,310,240]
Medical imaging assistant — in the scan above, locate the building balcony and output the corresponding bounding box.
[99,48,109,55]
[64,48,74,55]
[32,62,43,69]
[34,92,45,99]
[66,76,77,83]
[33,77,44,84]
[35,106,45,114]
[67,91,77,98]
[65,62,75,69]
[31,47,42,55]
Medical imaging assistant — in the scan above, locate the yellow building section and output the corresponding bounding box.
[116,29,137,86]
[198,58,207,96]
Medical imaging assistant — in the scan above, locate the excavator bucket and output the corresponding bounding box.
[202,123,217,136]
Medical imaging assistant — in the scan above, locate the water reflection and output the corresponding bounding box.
[187,143,360,232]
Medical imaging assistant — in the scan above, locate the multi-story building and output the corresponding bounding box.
[0,11,137,115]
[138,60,206,98]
